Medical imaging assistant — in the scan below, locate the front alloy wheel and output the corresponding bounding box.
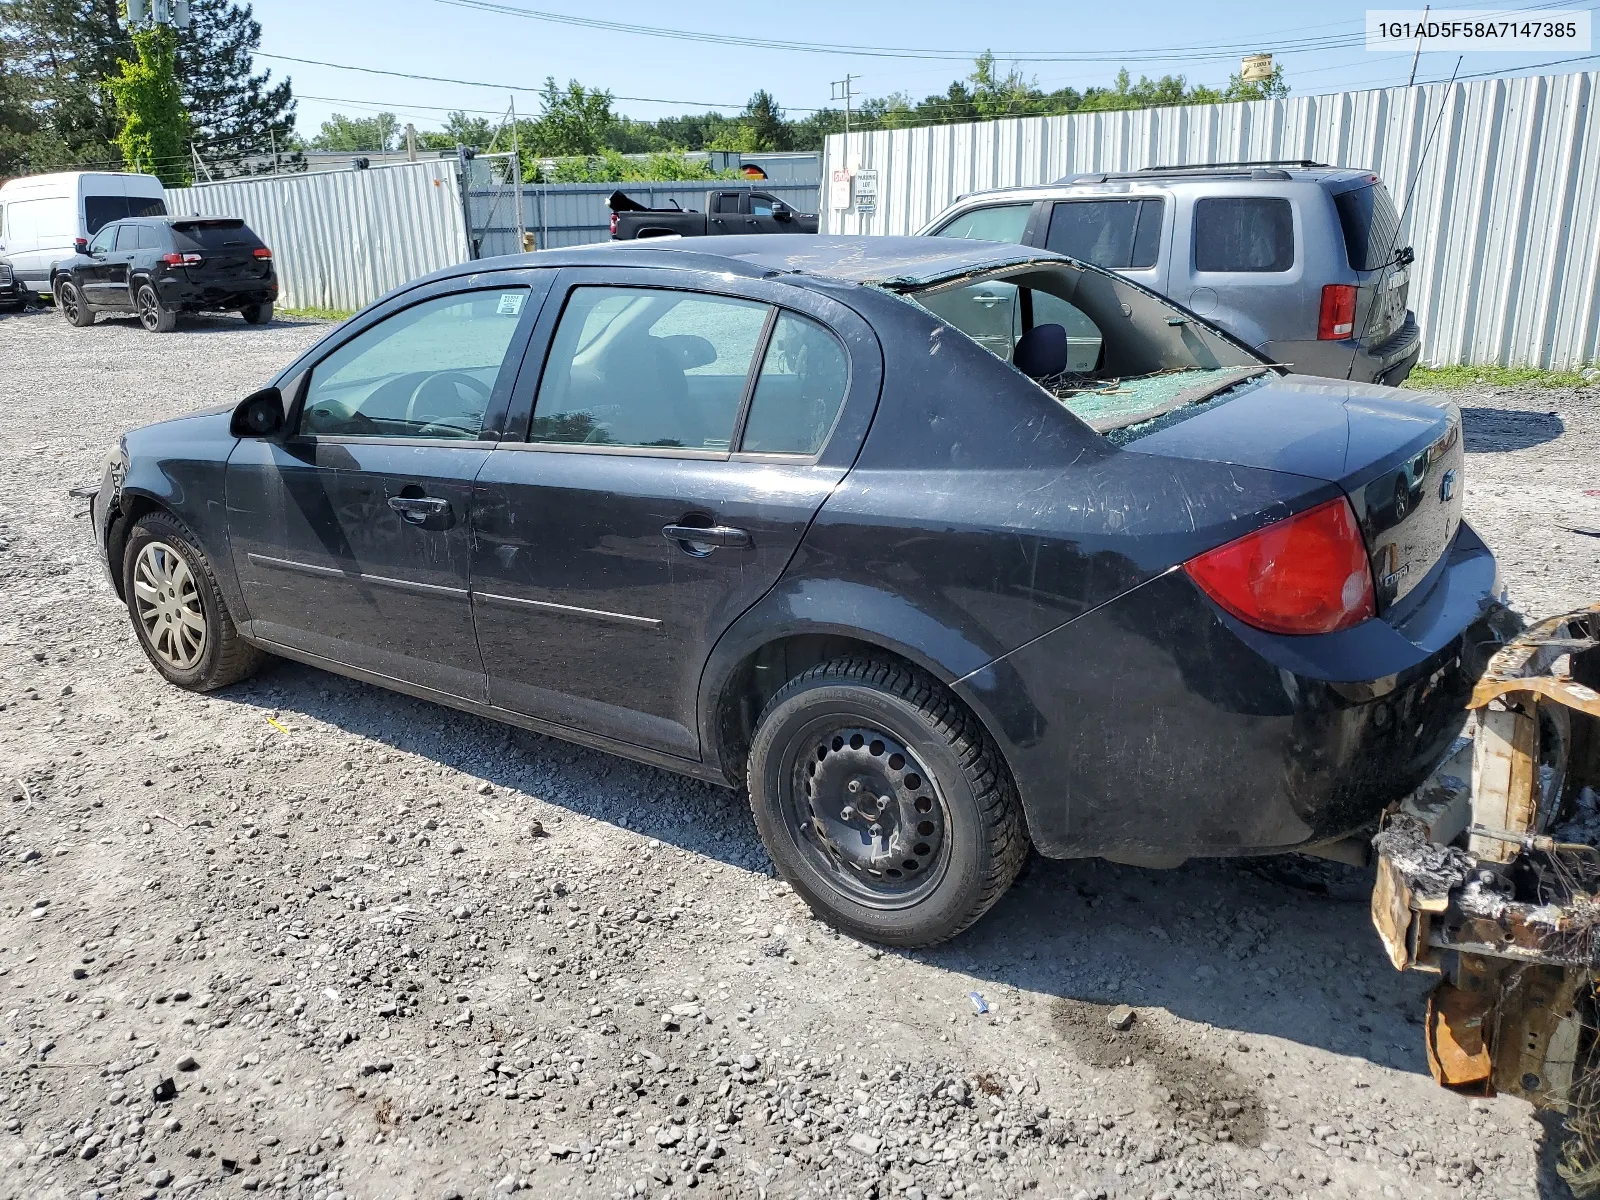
[131,541,207,670]
[57,281,93,327]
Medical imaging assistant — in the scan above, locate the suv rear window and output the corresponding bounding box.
[1334,183,1402,272]
[1045,199,1164,269]
[170,219,260,251]
[1193,197,1294,272]
[84,194,168,234]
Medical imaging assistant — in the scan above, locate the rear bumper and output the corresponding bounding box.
[155,273,277,311]
[1356,311,1422,385]
[956,520,1509,863]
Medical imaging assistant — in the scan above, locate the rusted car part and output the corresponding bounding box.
[1372,604,1600,1186]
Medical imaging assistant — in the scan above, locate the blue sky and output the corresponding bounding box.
[253,0,1599,138]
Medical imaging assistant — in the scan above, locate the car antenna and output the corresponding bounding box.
[1348,54,1462,383]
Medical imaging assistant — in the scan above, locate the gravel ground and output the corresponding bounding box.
[1,304,1597,1200]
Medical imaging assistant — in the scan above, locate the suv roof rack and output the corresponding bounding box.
[1050,160,1339,185]
[1136,159,1330,172]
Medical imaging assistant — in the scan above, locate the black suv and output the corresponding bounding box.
[52,216,277,332]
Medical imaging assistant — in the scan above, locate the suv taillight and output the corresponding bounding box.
[161,252,203,266]
[1183,497,1375,635]
[1318,283,1357,340]
[253,247,272,259]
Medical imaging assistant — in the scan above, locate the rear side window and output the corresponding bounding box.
[1045,199,1164,269]
[171,219,259,251]
[113,225,140,251]
[714,194,741,214]
[934,204,1032,244]
[531,286,771,451]
[741,312,849,455]
[1334,184,1402,272]
[1193,197,1294,272]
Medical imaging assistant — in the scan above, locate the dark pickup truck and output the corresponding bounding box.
[608,189,819,239]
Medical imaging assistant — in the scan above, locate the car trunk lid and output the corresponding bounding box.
[1123,376,1464,614]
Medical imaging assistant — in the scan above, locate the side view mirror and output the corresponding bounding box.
[231,386,284,438]
[74,238,89,254]
[771,201,793,222]
[1395,245,1415,267]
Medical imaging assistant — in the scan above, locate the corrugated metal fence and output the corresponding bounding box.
[165,159,469,312]
[470,181,823,256]
[823,71,1600,369]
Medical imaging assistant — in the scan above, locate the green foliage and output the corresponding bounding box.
[529,147,735,184]
[527,77,615,156]
[103,25,190,184]
[1,0,292,178]
[309,110,398,152]
[415,109,495,152]
[1407,364,1600,391]
[277,304,353,321]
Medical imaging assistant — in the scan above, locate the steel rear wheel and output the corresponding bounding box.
[748,657,1028,947]
[121,512,263,691]
[136,283,177,332]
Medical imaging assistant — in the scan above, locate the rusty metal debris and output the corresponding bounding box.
[1372,603,1600,1191]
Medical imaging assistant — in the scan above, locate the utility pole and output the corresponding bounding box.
[1407,4,1430,86]
[405,123,418,163]
[831,75,857,169]
[509,94,527,252]
[270,128,278,176]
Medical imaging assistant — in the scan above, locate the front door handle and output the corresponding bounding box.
[662,523,752,549]
[388,495,451,524]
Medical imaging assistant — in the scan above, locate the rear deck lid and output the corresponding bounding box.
[1125,377,1463,613]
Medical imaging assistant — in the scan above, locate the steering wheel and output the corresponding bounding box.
[405,370,493,436]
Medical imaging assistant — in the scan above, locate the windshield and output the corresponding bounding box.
[904,260,1266,435]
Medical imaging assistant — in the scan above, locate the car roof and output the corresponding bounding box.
[943,164,1377,207]
[433,235,1066,290]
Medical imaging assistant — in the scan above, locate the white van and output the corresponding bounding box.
[0,172,168,300]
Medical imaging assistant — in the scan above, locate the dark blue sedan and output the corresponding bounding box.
[87,236,1508,945]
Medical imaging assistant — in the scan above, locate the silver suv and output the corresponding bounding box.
[919,162,1421,385]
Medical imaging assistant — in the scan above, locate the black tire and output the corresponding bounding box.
[122,511,263,691]
[56,279,94,327]
[240,302,273,325]
[135,282,177,332]
[747,657,1028,947]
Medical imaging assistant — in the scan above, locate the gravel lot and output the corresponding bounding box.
[1,304,1597,1200]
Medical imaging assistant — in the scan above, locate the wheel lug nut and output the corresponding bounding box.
[869,823,882,836]
[847,780,862,793]
[840,806,855,821]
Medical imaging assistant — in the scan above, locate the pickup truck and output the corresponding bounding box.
[608,189,819,239]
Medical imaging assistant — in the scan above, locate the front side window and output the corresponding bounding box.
[1193,197,1294,272]
[741,312,849,455]
[299,288,529,440]
[531,286,770,450]
[87,225,117,255]
[750,195,775,217]
[1045,199,1164,269]
[933,204,1033,244]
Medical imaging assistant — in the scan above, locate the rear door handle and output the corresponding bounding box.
[388,495,451,523]
[662,524,752,549]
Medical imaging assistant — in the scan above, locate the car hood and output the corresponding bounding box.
[1122,374,1454,484]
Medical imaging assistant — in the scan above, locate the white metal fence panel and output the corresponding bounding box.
[823,71,1600,369]
[164,160,470,312]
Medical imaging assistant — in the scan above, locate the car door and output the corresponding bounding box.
[708,192,744,235]
[226,274,549,698]
[470,266,875,759]
[102,222,142,308]
[77,223,119,305]
[1174,194,1301,356]
[744,192,786,234]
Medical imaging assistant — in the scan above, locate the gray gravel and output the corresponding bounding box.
[1,304,1595,1200]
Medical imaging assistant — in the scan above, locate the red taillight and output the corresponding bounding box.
[1183,497,1375,635]
[1318,283,1357,340]
[253,246,272,259]
[161,252,203,266]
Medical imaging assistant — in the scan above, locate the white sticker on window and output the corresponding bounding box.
[497,292,525,316]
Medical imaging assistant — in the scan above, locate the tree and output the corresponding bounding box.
[414,108,494,151]
[1225,63,1290,102]
[103,24,189,183]
[175,1,294,169]
[308,111,398,152]
[0,0,129,174]
[529,77,614,156]
[739,89,790,151]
